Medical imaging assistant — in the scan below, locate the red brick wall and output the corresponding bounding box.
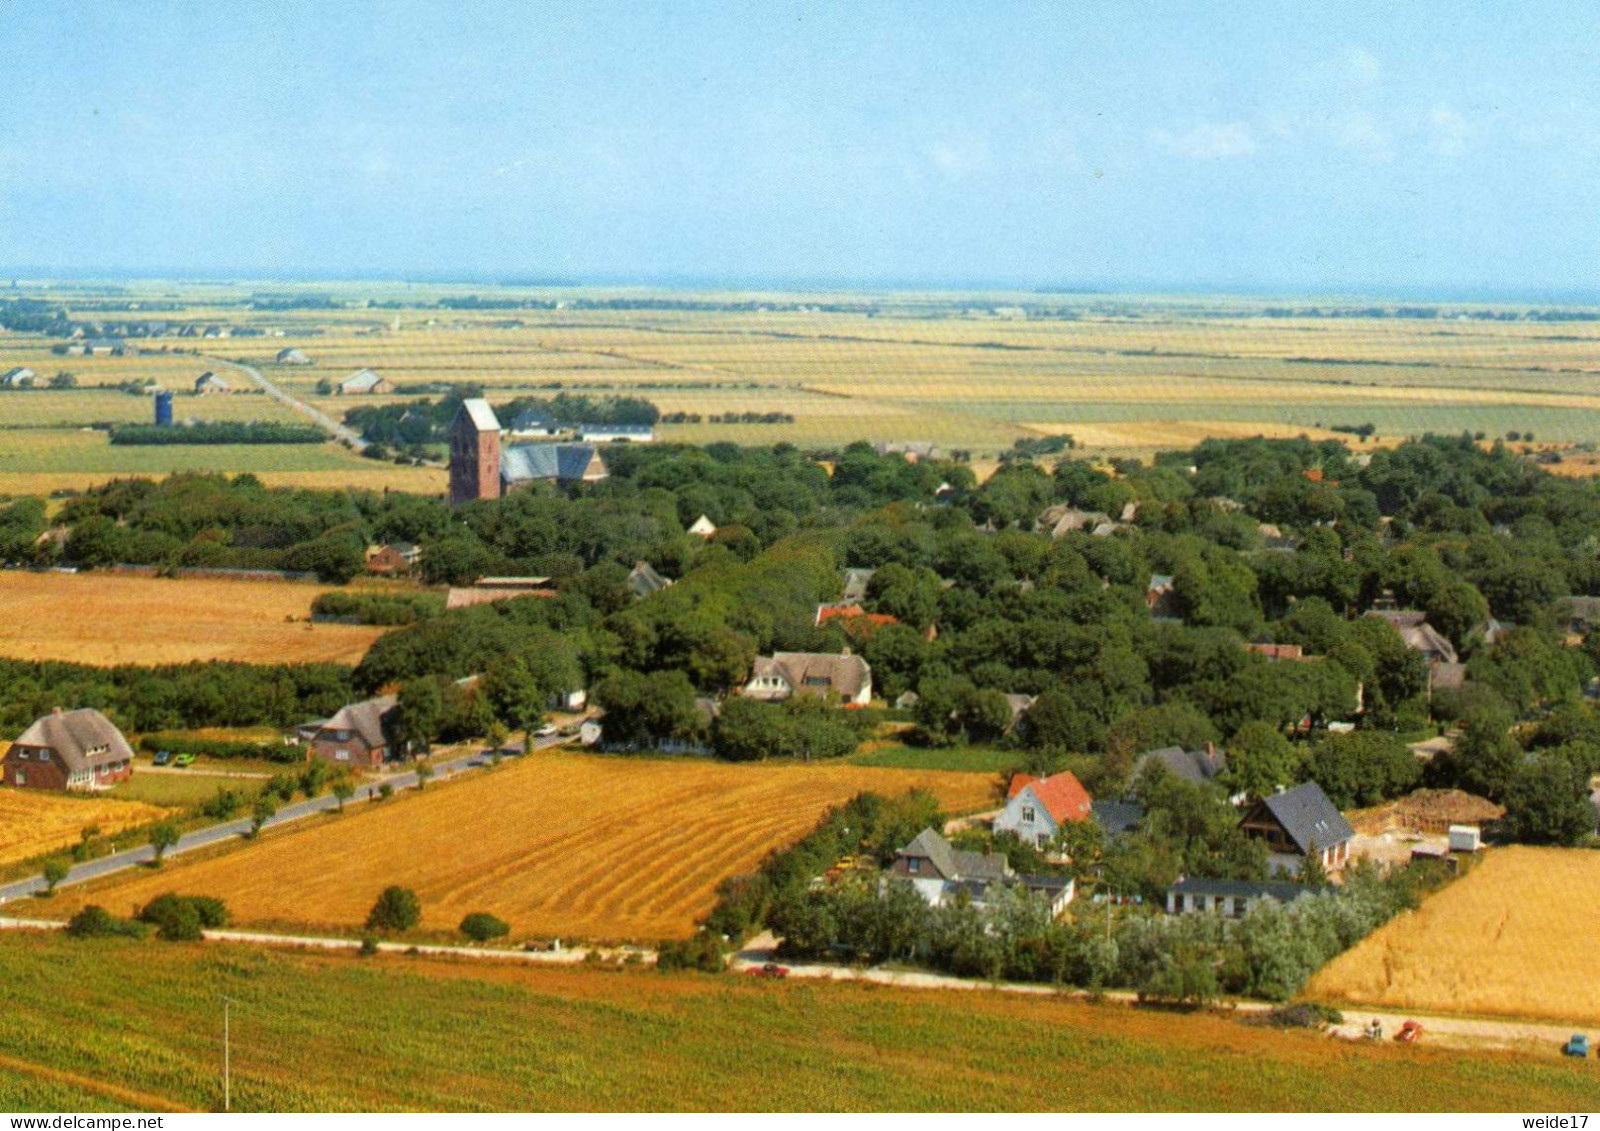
[2,748,67,790]
[308,734,384,768]
[449,415,501,505]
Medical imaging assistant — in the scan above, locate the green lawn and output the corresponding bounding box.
[849,743,1022,774]
[109,771,259,809]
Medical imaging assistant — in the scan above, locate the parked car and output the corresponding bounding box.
[172,753,196,768]
[746,963,789,979]
[1395,1020,1423,1044]
[535,724,559,738]
[1563,1034,1589,1058]
[151,750,173,766]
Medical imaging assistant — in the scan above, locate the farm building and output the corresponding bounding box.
[1165,877,1323,917]
[507,409,562,438]
[2,366,36,387]
[193,371,231,394]
[577,423,654,443]
[275,347,312,364]
[744,652,872,706]
[1240,781,1354,877]
[1,707,134,791]
[891,828,1074,913]
[365,542,421,576]
[305,695,398,767]
[336,368,392,395]
[994,770,1093,847]
[449,399,608,505]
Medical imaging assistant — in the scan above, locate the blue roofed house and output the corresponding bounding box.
[499,442,608,490]
[1239,781,1355,876]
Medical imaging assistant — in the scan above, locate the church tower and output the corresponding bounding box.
[449,399,502,505]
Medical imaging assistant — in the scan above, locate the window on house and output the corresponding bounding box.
[1021,805,1035,823]
[907,858,920,874]
[336,750,350,761]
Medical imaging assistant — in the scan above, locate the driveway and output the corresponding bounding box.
[206,357,367,449]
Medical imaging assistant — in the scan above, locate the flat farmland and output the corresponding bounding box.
[0,429,445,495]
[0,571,387,665]
[52,750,1003,941]
[1304,847,1600,1026]
[0,788,170,866]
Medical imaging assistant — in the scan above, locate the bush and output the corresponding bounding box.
[359,935,380,957]
[655,931,726,973]
[65,905,146,939]
[137,892,231,941]
[1264,1002,1344,1029]
[311,591,445,626]
[366,885,422,932]
[140,733,300,765]
[459,912,510,943]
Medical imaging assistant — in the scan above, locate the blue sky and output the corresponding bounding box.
[2,2,1597,295]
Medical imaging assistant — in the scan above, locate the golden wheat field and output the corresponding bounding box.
[1305,847,1600,1025]
[0,572,387,666]
[54,750,1001,940]
[0,789,170,867]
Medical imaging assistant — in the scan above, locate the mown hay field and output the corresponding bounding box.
[55,751,1002,941]
[0,932,1595,1112]
[0,788,170,867]
[0,571,387,666]
[1305,847,1600,1025]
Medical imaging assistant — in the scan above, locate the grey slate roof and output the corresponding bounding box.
[1260,781,1354,854]
[339,368,385,391]
[897,828,1010,882]
[500,443,600,484]
[12,708,134,773]
[628,561,672,597]
[1170,877,1321,901]
[318,695,398,749]
[1090,800,1146,837]
[1136,745,1227,786]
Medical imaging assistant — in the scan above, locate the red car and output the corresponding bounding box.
[1395,1020,1423,1044]
[747,963,789,979]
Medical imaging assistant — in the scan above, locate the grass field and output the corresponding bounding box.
[0,429,446,495]
[0,571,387,665]
[0,788,170,867]
[1305,847,1600,1026]
[11,289,1600,468]
[848,742,1023,774]
[0,932,1592,1112]
[108,771,268,809]
[48,750,1002,941]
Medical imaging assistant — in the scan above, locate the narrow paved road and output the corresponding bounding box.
[206,356,368,449]
[0,741,559,904]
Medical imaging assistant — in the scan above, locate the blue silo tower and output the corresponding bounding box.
[154,390,174,426]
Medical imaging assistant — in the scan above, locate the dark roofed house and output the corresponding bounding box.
[627,561,672,599]
[1367,609,1458,664]
[193,371,231,394]
[307,695,398,768]
[892,828,1074,914]
[578,423,655,443]
[1090,799,1146,838]
[1135,743,1227,787]
[275,347,312,365]
[365,542,421,576]
[508,409,562,438]
[2,708,134,791]
[499,442,608,489]
[1166,877,1323,916]
[2,366,36,387]
[1240,781,1354,876]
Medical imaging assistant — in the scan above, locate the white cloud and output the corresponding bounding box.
[1343,47,1382,90]
[1331,111,1393,163]
[1151,121,1257,160]
[1429,105,1470,156]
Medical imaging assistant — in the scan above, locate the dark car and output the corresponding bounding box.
[1564,1034,1589,1058]
[746,963,789,979]
[152,750,173,766]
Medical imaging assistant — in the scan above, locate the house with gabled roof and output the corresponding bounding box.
[193,371,230,394]
[687,515,717,539]
[1366,609,1458,664]
[2,366,36,387]
[1240,781,1354,876]
[1166,877,1324,916]
[306,694,398,768]
[744,652,872,706]
[891,828,1074,914]
[1135,743,1228,788]
[1,708,134,791]
[336,368,392,395]
[995,770,1093,848]
[627,561,672,599]
[275,347,312,365]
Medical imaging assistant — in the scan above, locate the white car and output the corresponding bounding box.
[534,724,559,738]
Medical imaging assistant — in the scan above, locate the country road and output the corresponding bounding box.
[0,739,562,904]
[206,356,368,449]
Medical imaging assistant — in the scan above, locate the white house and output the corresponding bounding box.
[743,652,872,706]
[994,770,1093,848]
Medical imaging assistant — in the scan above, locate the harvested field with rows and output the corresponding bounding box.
[0,788,170,867]
[51,750,1002,941]
[0,571,388,666]
[1304,847,1600,1026]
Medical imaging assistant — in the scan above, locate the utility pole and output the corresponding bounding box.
[221,995,237,1112]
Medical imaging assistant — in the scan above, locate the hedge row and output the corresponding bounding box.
[138,732,302,764]
[310,590,445,626]
[111,423,327,445]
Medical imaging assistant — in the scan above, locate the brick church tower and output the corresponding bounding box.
[449,399,502,505]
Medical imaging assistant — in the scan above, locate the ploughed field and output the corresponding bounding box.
[0,571,388,666]
[52,751,1001,941]
[1305,847,1600,1026]
[0,932,1594,1112]
[0,789,170,867]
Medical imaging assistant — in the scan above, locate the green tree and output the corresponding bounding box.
[1223,721,1300,799]
[148,821,180,864]
[332,775,356,813]
[1502,757,1594,845]
[250,794,277,838]
[40,858,69,895]
[366,885,422,932]
[414,759,434,790]
[483,656,545,752]
[459,911,511,943]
